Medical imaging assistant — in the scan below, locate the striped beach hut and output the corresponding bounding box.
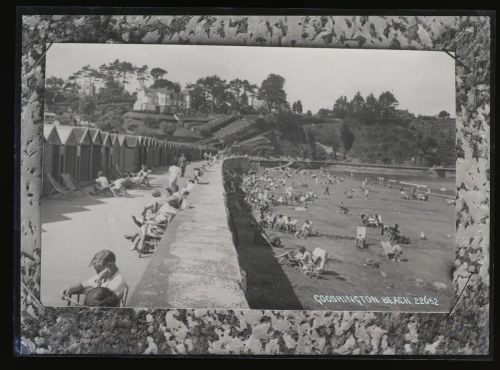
[55,126,79,188]
[109,133,120,176]
[72,127,93,185]
[42,125,63,196]
[124,135,140,172]
[148,137,157,167]
[117,135,127,172]
[160,141,168,166]
[139,136,151,165]
[100,132,113,177]
[88,128,104,178]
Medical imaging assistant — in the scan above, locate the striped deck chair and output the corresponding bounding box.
[380,241,402,261]
[46,174,72,199]
[61,173,86,196]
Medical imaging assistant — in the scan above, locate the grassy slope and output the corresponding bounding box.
[304,118,455,166]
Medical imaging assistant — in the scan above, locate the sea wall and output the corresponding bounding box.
[127,160,249,309]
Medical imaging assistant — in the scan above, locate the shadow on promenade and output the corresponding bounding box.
[41,192,144,225]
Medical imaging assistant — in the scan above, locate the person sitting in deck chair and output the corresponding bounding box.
[264,212,275,229]
[179,190,193,210]
[380,241,403,261]
[287,217,298,234]
[109,176,130,196]
[90,171,111,195]
[181,179,195,195]
[125,198,179,251]
[63,250,127,304]
[269,235,283,248]
[127,167,149,187]
[130,189,164,227]
[295,246,313,268]
[295,220,313,238]
[170,184,184,208]
[137,164,152,185]
[273,214,287,231]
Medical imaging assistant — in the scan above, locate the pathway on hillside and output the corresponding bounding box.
[40,163,200,307]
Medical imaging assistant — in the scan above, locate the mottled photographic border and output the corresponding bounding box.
[15,9,493,357]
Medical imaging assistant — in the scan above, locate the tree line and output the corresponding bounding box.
[188,73,291,114]
[320,91,402,125]
[46,58,294,117]
[319,91,451,125]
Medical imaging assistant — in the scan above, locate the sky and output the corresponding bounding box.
[46,43,456,116]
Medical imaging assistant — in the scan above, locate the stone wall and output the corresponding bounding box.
[127,161,248,310]
[18,14,490,356]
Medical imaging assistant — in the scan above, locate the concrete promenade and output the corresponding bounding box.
[41,163,203,307]
[127,160,249,309]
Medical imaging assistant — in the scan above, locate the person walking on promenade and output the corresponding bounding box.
[168,164,182,188]
[177,153,188,177]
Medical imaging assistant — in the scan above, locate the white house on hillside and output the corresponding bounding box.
[133,83,191,113]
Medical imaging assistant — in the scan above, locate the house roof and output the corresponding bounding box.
[71,127,93,145]
[87,128,103,145]
[125,135,140,147]
[54,126,79,146]
[43,124,62,145]
[101,132,112,147]
[117,134,128,147]
[109,133,120,147]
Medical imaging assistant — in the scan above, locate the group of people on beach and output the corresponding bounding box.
[240,163,412,264]
[90,164,153,196]
[62,152,217,307]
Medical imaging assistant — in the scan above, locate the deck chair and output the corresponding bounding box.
[61,173,86,196]
[47,174,72,199]
[380,241,402,261]
[355,227,367,249]
[367,214,382,228]
[302,248,328,279]
[138,221,168,258]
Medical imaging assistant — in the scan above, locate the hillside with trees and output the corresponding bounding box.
[303,91,455,166]
[44,60,454,166]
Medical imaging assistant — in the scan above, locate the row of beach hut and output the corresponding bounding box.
[42,124,217,196]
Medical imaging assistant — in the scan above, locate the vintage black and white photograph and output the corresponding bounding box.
[40,43,457,312]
